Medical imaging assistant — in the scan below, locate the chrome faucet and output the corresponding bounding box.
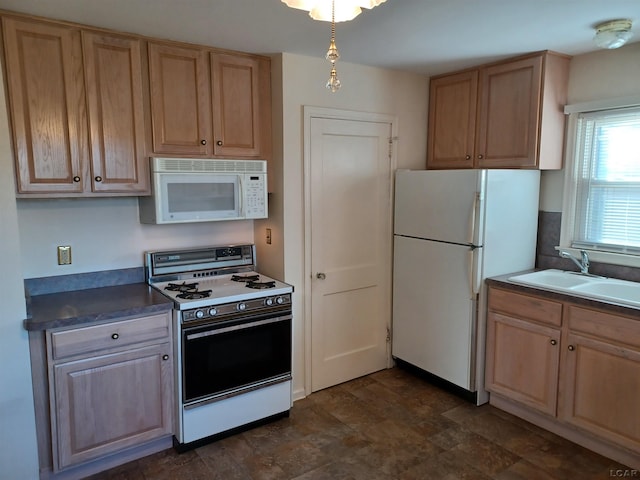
[559,249,590,275]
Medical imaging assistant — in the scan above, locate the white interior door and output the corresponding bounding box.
[308,114,393,392]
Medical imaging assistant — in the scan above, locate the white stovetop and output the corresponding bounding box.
[151,272,293,310]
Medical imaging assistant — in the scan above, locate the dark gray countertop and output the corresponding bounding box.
[486,270,640,318]
[24,283,174,331]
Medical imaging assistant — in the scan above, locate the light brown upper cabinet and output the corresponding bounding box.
[2,17,150,196]
[427,51,570,170]
[149,43,271,159]
[148,42,212,156]
[2,17,88,195]
[211,53,267,158]
[82,31,149,193]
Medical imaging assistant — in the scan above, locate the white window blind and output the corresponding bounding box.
[572,107,640,254]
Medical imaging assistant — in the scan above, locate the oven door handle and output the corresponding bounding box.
[185,315,291,340]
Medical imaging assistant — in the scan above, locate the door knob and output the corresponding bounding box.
[316,272,326,280]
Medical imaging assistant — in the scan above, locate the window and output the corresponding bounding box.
[561,105,640,263]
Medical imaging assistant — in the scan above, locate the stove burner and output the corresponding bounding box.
[246,281,276,290]
[177,289,212,300]
[165,282,199,292]
[231,274,260,283]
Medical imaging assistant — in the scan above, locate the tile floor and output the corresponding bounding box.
[90,367,631,479]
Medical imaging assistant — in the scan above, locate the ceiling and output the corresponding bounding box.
[0,0,639,76]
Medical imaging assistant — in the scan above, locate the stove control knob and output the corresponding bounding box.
[208,307,218,316]
[265,298,274,306]
[276,296,285,305]
[237,302,247,311]
[195,310,205,319]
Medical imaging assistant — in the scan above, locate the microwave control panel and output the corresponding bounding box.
[244,174,268,218]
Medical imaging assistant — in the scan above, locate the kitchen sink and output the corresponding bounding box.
[508,269,640,308]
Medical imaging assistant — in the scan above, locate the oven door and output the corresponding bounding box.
[181,310,292,406]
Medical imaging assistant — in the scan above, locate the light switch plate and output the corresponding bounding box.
[57,246,72,265]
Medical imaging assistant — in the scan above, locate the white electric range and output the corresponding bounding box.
[145,244,293,448]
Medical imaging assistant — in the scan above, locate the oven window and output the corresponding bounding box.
[183,317,291,403]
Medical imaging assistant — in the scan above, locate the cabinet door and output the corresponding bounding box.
[475,55,542,168]
[560,333,640,453]
[426,70,477,169]
[82,31,149,193]
[148,42,211,155]
[2,17,88,194]
[485,310,561,416]
[52,344,173,470]
[211,53,263,157]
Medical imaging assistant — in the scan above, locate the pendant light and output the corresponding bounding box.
[325,1,341,92]
[282,0,387,91]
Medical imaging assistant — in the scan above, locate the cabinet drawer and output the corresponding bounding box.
[488,287,562,327]
[567,305,640,349]
[50,312,171,360]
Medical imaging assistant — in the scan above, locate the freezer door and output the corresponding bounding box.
[394,169,484,245]
[392,235,476,390]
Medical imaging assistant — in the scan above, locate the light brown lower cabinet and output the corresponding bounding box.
[486,286,640,469]
[45,312,174,474]
[560,305,640,455]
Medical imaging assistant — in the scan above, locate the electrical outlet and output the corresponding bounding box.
[266,228,272,245]
[57,246,72,265]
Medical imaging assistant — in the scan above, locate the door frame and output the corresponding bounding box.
[302,106,398,396]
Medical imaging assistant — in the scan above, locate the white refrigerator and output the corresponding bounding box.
[392,169,540,405]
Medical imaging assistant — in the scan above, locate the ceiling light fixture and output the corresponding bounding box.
[593,19,634,49]
[282,0,387,91]
[282,0,387,22]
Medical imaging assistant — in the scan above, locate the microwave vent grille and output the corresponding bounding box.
[152,158,266,174]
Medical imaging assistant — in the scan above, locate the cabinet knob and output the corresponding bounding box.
[550,339,557,346]
[95,176,102,182]
[200,139,207,145]
[73,176,81,182]
[111,333,119,340]
[162,354,169,361]
[465,155,471,160]
[477,154,484,160]
[568,345,575,351]
[216,140,223,146]
[316,272,326,280]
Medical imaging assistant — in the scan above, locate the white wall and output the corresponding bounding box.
[539,42,640,213]
[17,199,254,278]
[278,53,429,399]
[0,66,39,480]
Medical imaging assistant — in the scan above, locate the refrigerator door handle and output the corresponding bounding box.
[468,192,481,245]
[472,247,482,296]
[467,249,474,299]
[468,246,482,299]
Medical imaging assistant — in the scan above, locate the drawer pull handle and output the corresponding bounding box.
[465,155,471,160]
[478,154,484,159]
[200,139,207,145]
[568,345,575,351]
[95,176,102,182]
[73,176,81,182]
[216,140,223,146]
[111,333,119,340]
[162,354,169,361]
[550,339,557,346]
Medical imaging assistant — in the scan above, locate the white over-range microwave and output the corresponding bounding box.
[138,158,268,224]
